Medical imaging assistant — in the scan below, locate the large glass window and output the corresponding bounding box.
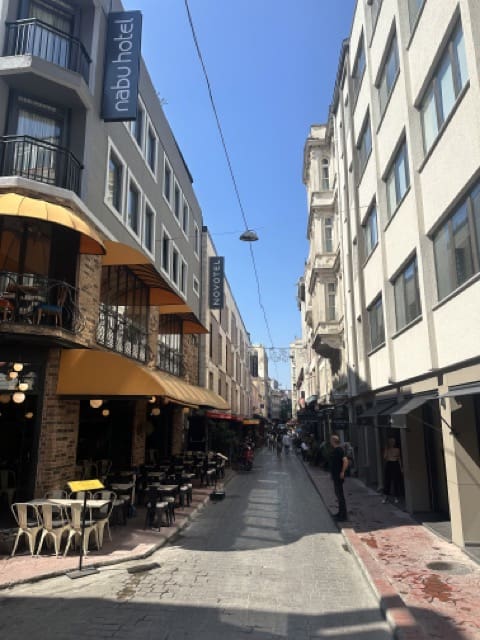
[144,205,154,253]
[127,182,139,234]
[420,23,468,153]
[158,315,183,376]
[172,248,179,286]
[357,115,372,175]
[161,232,170,274]
[324,217,333,252]
[368,296,385,350]
[146,126,156,172]
[321,158,329,190]
[174,183,181,220]
[352,35,366,102]
[107,150,123,213]
[131,102,144,148]
[182,199,189,235]
[433,183,480,300]
[163,159,171,203]
[385,141,410,217]
[408,0,425,31]
[194,223,200,256]
[378,34,399,115]
[394,258,421,331]
[363,206,378,258]
[326,282,336,321]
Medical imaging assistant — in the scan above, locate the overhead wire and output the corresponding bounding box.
[184,0,279,378]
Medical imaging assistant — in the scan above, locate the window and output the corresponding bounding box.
[127,181,140,234]
[161,231,170,273]
[172,182,180,220]
[368,296,385,350]
[218,378,222,396]
[324,217,333,252]
[194,223,200,256]
[321,158,329,190]
[433,182,480,300]
[218,335,223,367]
[352,35,366,101]
[182,199,189,235]
[209,323,213,358]
[180,259,187,294]
[144,204,154,253]
[146,125,156,172]
[378,34,399,115]
[357,115,372,175]
[385,140,410,217]
[163,158,172,203]
[131,102,144,148]
[420,23,468,153]
[394,258,421,331]
[209,371,214,390]
[193,275,200,295]
[363,206,378,258]
[172,247,179,285]
[408,0,425,30]
[326,282,336,321]
[369,0,382,29]
[107,149,123,213]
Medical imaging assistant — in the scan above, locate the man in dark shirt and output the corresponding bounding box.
[329,434,349,521]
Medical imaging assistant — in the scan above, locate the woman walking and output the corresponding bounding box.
[382,437,403,503]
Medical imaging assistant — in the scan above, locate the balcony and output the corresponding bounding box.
[157,342,184,377]
[0,271,83,334]
[96,304,149,363]
[0,135,82,194]
[4,19,90,84]
[312,319,343,357]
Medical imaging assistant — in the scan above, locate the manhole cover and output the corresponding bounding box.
[426,561,471,575]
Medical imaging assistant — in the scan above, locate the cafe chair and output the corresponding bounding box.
[36,503,69,557]
[35,284,68,327]
[0,295,14,320]
[0,470,16,506]
[10,503,43,557]
[68,490,93,501]
[44,489,68,499]
[144,487,170,530]
[64,503,99,557]
[92,491,116,548]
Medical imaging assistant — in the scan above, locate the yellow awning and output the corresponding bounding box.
[0,192,105,255]
[102,240,184,306]
[57,349,229,410]
[159,305,209,335]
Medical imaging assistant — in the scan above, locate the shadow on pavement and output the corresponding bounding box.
[0,591,468,639]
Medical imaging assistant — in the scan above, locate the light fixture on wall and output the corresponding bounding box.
[89,399,103,409]
[102,408,110,417]
[12,392,26,404]
[18,382,29,392]
[13,362,24,372]
[148,396,156,404]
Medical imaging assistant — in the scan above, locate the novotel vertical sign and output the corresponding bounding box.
[209,257,225,310]
[102,11,142,122]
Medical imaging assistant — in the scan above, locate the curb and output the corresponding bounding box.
[299,458,428,640]
[0,473,234,591]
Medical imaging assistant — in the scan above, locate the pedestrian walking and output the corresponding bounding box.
[329,434,349,521]
[276,433,283,456]
[282,432,292,455]
[300,440,309,461]
[382,437,403,503]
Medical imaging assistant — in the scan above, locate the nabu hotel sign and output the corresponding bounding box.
[209,257,225,310]
[102,11,142,122]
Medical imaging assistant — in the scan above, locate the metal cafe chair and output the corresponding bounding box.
[63,502,99,557]
[36,503,69,557]
[10,503,43,557]
[92,491,116,548]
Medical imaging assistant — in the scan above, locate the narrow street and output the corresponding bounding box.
[0,450,392,640]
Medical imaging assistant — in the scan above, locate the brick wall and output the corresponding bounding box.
[76,254,102,346]
[183,334,199,385]
[35,349,80,497]
[131,399,147,466]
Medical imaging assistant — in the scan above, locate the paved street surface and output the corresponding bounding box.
[0,450,392,640]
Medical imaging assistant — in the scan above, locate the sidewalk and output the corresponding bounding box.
[302,460,480,640]
[0,477,229,591]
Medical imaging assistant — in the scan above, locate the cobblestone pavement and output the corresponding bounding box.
[0,450,392,640]
[302,461,480,640]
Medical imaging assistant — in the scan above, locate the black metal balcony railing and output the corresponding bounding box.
[157,342,184,377]
[97,303,149,363]
[4,19,91,83]
[0,135,82,194]
[0,270,84,333]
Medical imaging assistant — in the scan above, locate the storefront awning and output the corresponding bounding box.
[390,394,438,416]
[0,192,105,255]
[102,240,184,306]
[57,349,228,410]
[360,402,397,418]
[159,305,209,335]
[442,383,480,398]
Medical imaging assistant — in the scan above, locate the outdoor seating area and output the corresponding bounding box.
[1,451,229,559]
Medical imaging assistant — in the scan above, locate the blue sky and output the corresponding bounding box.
[124,0,356,387]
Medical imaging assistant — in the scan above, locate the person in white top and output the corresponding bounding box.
[282,433,292,454]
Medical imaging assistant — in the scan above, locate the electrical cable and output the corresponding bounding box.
[184,0,279,378]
